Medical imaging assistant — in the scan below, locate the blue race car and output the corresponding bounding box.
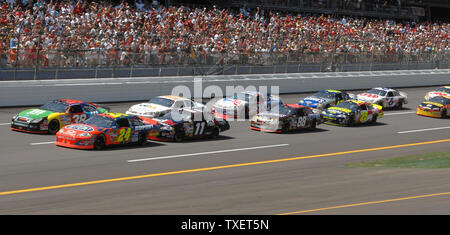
[299,90,355,110]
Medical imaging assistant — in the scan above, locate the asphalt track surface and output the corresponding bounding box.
[0,86,449,215]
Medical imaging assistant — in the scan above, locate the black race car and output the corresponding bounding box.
[140,109,230,142]
[250,104,322,133]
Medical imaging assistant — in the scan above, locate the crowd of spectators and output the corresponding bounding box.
[0,0,447,68]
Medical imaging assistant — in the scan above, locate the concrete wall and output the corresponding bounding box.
[0,69,449,107]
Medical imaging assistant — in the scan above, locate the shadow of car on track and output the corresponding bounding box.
[337,122,388,128]
[56,141,167,151]
[163,135,235,143]
[251,128,329,135]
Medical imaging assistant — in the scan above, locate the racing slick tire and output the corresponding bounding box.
[372,114,378,123]
[309,120,317,130]
[48,120,60,134]
[396,101,403,109]
[347,115,355,127]
[173,130,184,142]
[94,134,106,150]
[210,127,220,139]
[441,109,448,118]
[281,123,289,133]
[137,132,147,146]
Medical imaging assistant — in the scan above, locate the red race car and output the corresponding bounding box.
[56,113,159,150]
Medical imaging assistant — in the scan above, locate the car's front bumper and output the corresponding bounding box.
[416,107,442,118]
[55,134,95,149]
[11,121,48,133]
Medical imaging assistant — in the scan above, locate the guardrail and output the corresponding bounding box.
[0,69,449,107]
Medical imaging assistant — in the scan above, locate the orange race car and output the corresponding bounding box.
[56,113,159,150]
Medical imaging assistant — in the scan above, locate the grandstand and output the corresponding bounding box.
[0,0,447,80]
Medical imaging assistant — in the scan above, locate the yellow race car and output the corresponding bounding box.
[417,95,450,118]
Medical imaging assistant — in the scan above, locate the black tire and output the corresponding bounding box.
[372,114,378,123]
[137,132,147,146]
[210,127,219,139]
[281,123,289,133]
[309,119,317,130]
[48,119,60,134]
[397,101,403,109]
[441,109,448,118]
[94,134,106,150]
[347,115,354,127]
[173,130,184,142]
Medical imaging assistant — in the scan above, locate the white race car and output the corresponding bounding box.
[213,91,283,119]
[424,86,450,101]
[356,87,408,109]
[126,95,205,118]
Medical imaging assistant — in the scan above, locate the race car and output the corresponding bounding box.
[356,87,408,109]
[11,99,109,134]
[141,109,230,142]
[321,100,383,126]
[298,89,355,110]
[213,91,283,119]
[126,95,205,118]
[424,86,450,101]
[250,104,322,133]
[55,113,159,150]
[417,95,450,118]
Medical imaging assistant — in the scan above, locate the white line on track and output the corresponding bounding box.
[30,141,55,146]
[384,111,415,116]
[398,126,450,134]
[0,123,10,126]
[127,143,289,163]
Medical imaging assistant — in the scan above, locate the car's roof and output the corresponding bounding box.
[56,99,85,105]
[285,104,311,110]
[372,87,395,92]
[344,100,368,106]
[99,113,132,119]
[321,89,343,93]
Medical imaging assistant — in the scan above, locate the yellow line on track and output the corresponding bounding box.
[0,139,449,196]
[278,191,450,215]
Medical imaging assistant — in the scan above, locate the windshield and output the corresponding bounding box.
[313,91,335,99]
[367,89,387,96]
[336,101,359,111]
[275,105,294,115]
[84,115,115,128]
[40,100,69,113]
[149,97,175,108]
[428,96,450,105]
[436,87,450,93]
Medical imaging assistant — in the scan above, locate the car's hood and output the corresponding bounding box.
[420,101,443,108]
[324,107,353,115]
[127,103,170,114]
[256,112,287,119]
[17,108,54,120]
[215,98,247,108]
[64,124,97,132]
[299,96,329,107]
